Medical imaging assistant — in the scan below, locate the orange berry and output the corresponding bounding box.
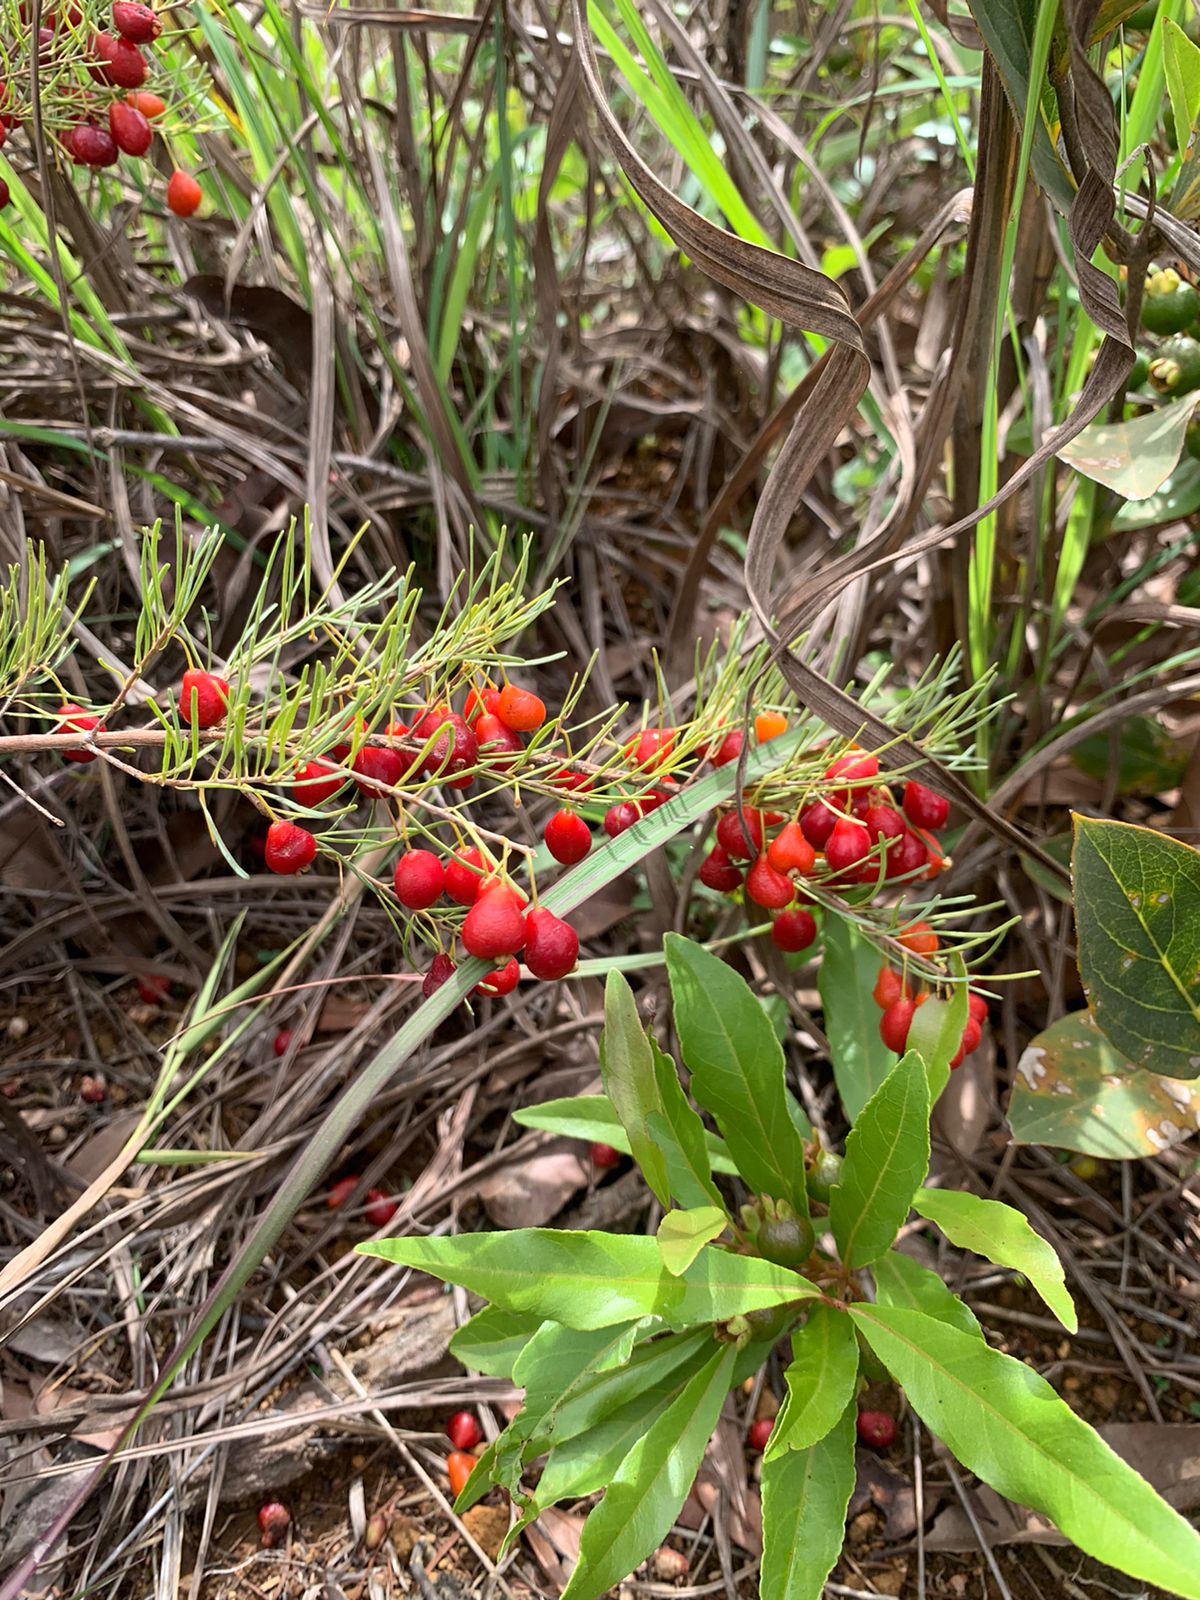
[898,921,939,956]
[495,684,546,733]
[754,711,788,744]
[129,90,166,117]
[447,1450,476,1499]
[166,169,202,217]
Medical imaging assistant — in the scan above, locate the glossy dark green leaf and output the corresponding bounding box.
[514,1093,738,1174]
[1008,1008,1200,1158]
[665,933,809,1213]
[818,912,895,1121]
[760,1403,855,1600]
[829,1050,930,1268]
[1072,815,1200,1078]
[359,1231,817,1330]
[765,1305,859,1460]
[850,1305,1200,1598]
[870,1249,984,1340]
[560,1343,737,1600]
[600,971,671,1205]
[912,1188,1076,1332]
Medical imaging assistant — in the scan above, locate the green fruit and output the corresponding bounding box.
[744,1301,799,1345]
[805,1148,843,1204]
[1141,269,1200,336]
[1186,418,1200,462]
[756,1213,816,1269]
[1149,334,1200,396]
[1129,349,1150,389]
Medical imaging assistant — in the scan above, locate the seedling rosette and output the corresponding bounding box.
[360,939,1200,1600]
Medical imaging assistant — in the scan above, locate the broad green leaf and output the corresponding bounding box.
[912,1189,1076,1332]
[1072,815,1200,1078]
[513,1093,738,1174]
[850,1305,1200,1599]
[647,1033,727,1209]
[600,972,670,1205]
[1164,21,1200,167]
[665,933,809,1213]
[449,1306,544,1377]
[870,1250,984,1340]
[1111,458,1200,530]
[765,1305,858,1461]
[760,1403,855,1600]
[1057,394,1200,501]
[535,1327,715,1452]
[1072,716,1188,799]
[818,913,894,1121]
[829,1050,930,1269]
[907,960,969,1103]
[1008,1008,1200,1158]
[561,1343,737,1600]
[359,1231,817,1330]
[657,1207,728,1276]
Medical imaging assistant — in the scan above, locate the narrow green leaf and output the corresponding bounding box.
[536,1328,715,1451]
[870,1250,984,1340]
[449,1306,545,1377]
[912,1189,1076,1332]
[513,1093,738,1175]
[1164,20,1200,165]
[560,1343,737,1600]
[818,912,894,1121]
[760,1403,855,1600]
[1008,1008,1200,1158]
[600,972,672,1205]
[647,1035,726,1209]
[358,1231,817,1330]
[829,1050,930,1269]
[1072,815,1200,1079]
[850,1305,1200,1599]
[665,934,809,1213]
[657,1207,728,1276]
[765,1305,858,1460]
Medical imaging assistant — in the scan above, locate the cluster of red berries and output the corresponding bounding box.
[446,1410,482,1497]
[872,958,988,1069]
[748,1408,896,1454]
[0,5,203,217]
[326,1175,397,1228]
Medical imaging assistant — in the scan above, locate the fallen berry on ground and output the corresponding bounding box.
[446,1451,476,1499]
[462,884,527,960]
[747,1417,774,1452]
[136,974,170,1004]
[327,1176,357,1210]
[272,1029,292,1057]
[879,998,916,1054]
[264,821,317,874]
[393,849,445,910]
[80,1075,106,1104]
[166,169,202,216]
[545,809,592,865]
[591,1141,620,1169]
[422,952,456,998]
[447,1411,482,1451]
[523,908,579,979]
[902,780,950,830]
[770,907,816,952]
[365,1189,397,1227]
[180,667,229,728]
[495,683,546,733]
[856,1410,897,1449]
[258,1502,291,1548]
[56,704,105,761]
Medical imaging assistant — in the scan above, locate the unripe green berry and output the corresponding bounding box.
[805,1149,843,1204]
[744,1302,798,1345]
[756,1213,815,1269]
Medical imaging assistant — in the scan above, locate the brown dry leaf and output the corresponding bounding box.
[931,1044,993,1166]
[524,1505,584,1590]
[846,1449,920,1542]
[476,1147,588,1228]
[66,1110,142,1184]
[682,1478,763,1555]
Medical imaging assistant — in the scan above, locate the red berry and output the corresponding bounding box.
[603,802,642,838]
[90,31,147,87]
[825,751,880,798]
[108,98,151,155]
[365,1188,397,1227]
[716,807,763,861]
[474,957,520,997]
[698,846,743,893]
[327,1176,357,1209]
[864,803,904,846]
[445,847,487,905]
[748,1417,774,1452]
[272,1029,292,1057]
[903,781,950,831]
[545,809,592,865]
[824,818,871,874]
[463,683,499,720]
[180,667,229,729]
[799,799,837,849]
[393,849,445,910]
[447,1451,476,1499]
[856,1410,896,1449]
[879,999,916,1054]
[746,855,794,909]
[166,169,202,216]
[495,684,546,733]
[625,728,674,770]
[968,991,988,1024]
[136,974,169,1004]
[872,967,907,1011]
[960,1017,983,1056]
[767,821,816,876]
[353,743,405,797]
[264,821,317,875]
[112,2,160,43]
[770,908,817,952]
[461,884,527,961]
[709,728,745,767]
[80,1075,106,1104]
[591,1141,620,1169]
[524,908,579,980]
[447,1411,482,1451]
[898,920,938,956]
[473,712,522,764]
[66,123,119,167]
[257,1502,291,1548]
[411,707,477,781]
[885,829,928,879]
[423,952,456,998]
[56,703,104,762]
[0,178,9,210]
[294,759,343,806]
